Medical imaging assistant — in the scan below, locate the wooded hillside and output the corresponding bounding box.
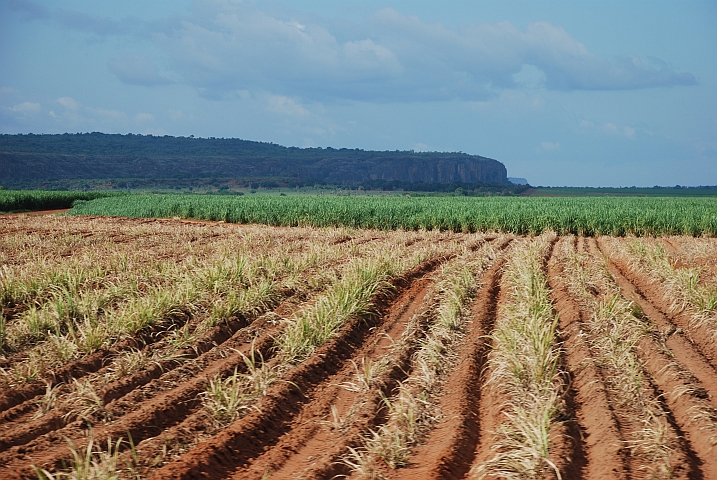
[0,133,508,186]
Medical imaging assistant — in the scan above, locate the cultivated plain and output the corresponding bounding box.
[0,214,716,479]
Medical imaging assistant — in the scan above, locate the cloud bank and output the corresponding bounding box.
[147,3,696,101]
[9,0,698,103]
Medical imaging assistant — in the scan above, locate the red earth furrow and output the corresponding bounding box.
[0,293,221,412]
[597,237,717,369]
[593,238,717,407]
[268,238,508,480]
[394,247,507,479]
[0,313,284,479]
[0,296,294,454]
[99,288,293,408]
[148,256,450,480]
[595,238,717,479]
[105,297,315,473]
[470,236,582,479]
[545,236,628,479]
[659,237,717,276]
[125,275,423,479]
[541,236,587,480]
[232,263,440,479]
[100,265,352,420]
[0,332,154,414]
[570,237,694,478]
[0,286,295,425]
[467,238,560,477]
[467,254,515,477]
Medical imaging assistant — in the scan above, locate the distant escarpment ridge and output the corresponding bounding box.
[0,133,508,185]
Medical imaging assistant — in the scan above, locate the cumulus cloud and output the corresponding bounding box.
[57,96,80,110]
[108,54,173,86]
[154,4,695,100]
[14,1,697,102]
[267,95,310,117]
[6,102,41,115]
[537,141,561,152]
[581,120,637,139]
[135,112,155,122]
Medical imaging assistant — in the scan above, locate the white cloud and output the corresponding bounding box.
[20,2,698,103]
[267,95,310,117]
[145,2,697,101]
[135,112,155,123]
[57,96,80,110]
[604,123,619,135]
[579,120,637,139]
[537,141,561,152]
[0,87,20,96]
[6,101,41,115]
[169,109,185,121]
[513,64,547,89]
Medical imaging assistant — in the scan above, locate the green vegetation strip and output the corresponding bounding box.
[69,194,717,236]
[0,190,122,213]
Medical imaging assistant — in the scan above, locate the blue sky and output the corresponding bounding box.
[1,0,715,186]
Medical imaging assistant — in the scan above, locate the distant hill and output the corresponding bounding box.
[0,133,508,187]
[508,177,528,185]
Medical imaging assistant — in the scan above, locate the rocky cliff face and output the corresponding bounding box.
[299,153,507,184]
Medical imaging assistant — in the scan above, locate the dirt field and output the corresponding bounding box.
[1,215,716,479]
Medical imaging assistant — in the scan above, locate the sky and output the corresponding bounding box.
[1,0,715,187]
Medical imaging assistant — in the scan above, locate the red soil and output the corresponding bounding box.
[398,245,508,479]
[5,219,717,480]
[595,238,717,479]
[546,237,628,479]
[236,260,439,479]
[147,256,450,480]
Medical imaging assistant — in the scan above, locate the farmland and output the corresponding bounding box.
[68,193,717,236]
[1,213,716,479]
[0,190,121,214]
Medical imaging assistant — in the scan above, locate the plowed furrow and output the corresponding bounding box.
[469,238,551,477]
[595,238,717,479]
[148,256,449,480]
[596,238,717,369]
[395,254,505,479]
[232,268,438,479]
[547,237,628,479]
[125,275,421,479]
[594,239,717,407]
[0,299,290,455]
[280,237,509,480]
[0,333,149,413]
[0,313,283,479]
[542,237,587,479]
